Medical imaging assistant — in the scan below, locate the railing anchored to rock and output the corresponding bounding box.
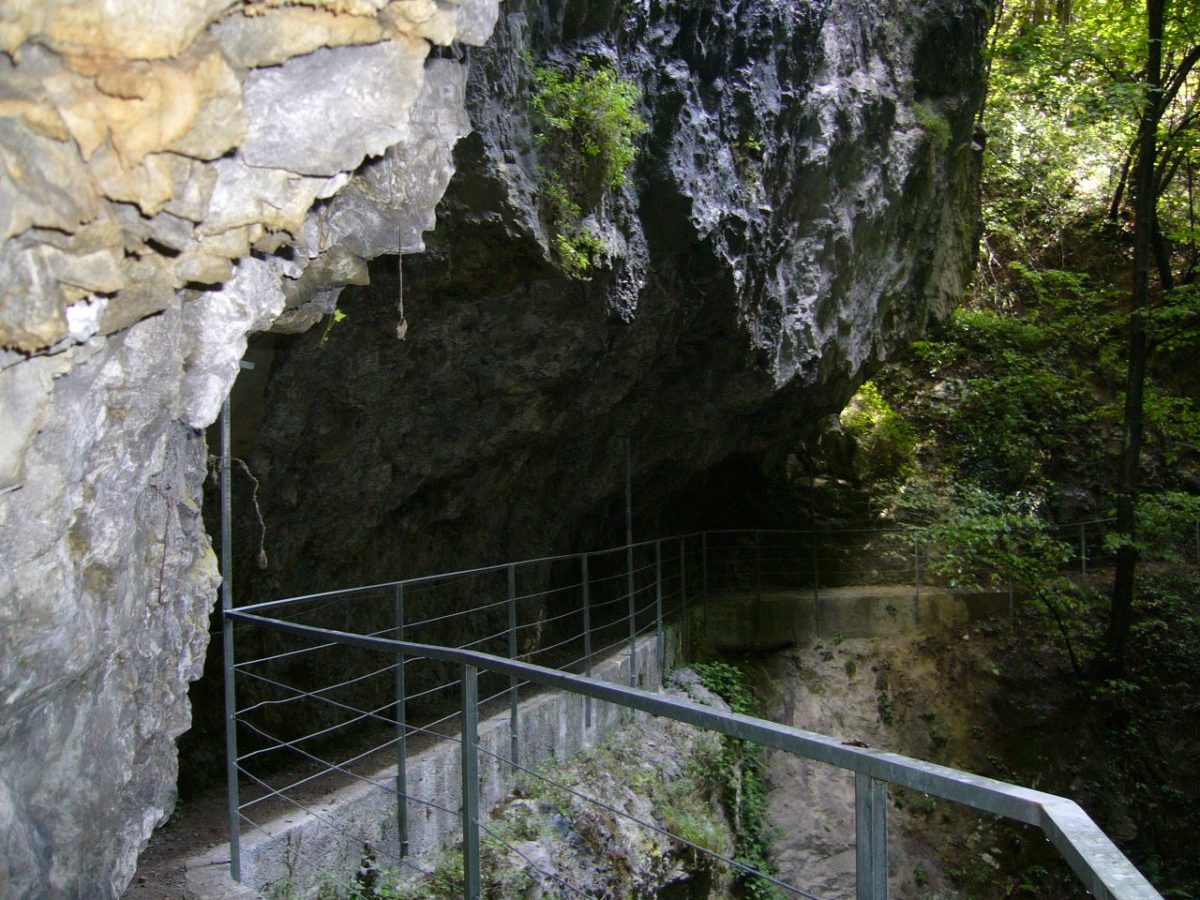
[221,528,1171,899]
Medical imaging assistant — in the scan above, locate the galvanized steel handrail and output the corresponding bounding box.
[222,520,1196,897]
[227,607,1162,900]
[233,534,691,615]
[229,516,1139,617]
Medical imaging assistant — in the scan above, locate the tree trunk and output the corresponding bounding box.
[1103,0,1165,677]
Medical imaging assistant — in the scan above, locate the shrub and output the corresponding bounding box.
[840,381,918,484]
[531,59,647,277]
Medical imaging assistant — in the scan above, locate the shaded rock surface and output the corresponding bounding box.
[211,0,990,664]
[0,0,991,896]
[756,632,972,899]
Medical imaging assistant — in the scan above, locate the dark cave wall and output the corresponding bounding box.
[224,0,990,608]
[175,1,996,770]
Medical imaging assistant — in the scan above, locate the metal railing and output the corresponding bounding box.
[222,526,1182,899]
[224,536,699,894]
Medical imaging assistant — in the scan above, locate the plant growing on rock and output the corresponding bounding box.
[531,58,647,278]
[913,100,953,153]
[693,661,782,900]
[840,380,918,484]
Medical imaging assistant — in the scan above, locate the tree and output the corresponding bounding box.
[1105,0,1200,676]
[981,0,1200,676]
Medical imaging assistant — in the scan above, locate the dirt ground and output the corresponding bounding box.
[124,787,233,899]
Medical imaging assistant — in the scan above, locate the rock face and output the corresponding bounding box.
[0,0,991,895]
[222,0,990,602]
[473,671,737,899]
[0,2,499,897]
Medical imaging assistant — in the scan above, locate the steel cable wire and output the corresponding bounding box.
[237,721,461,820]
[235,668,460,754]
[476,822,593,898]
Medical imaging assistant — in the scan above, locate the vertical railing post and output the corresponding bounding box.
[507,564,519,769]
[913,536,921,602]
[460,665,481,900]
[755,530,763,601]
[627,543,637,688]
[655,539,664,682]
[394,583,408,858]
[626,437,636,687]
[582,553,592,728]
[855,772,888,899]
[912,534,921,626]
[219,395,241,883]
[812,528,821,605]
[680,535,690,663]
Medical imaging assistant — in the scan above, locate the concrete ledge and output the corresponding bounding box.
[703,586,1009,652]
[185,632,671,897]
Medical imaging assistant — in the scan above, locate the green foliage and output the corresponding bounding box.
[553,229,607,280]
[1149,283,1200,353]
[888,478,1086,676]
[894,298,1105,496]
[840,381,918,484]
[891,480,1072,590]
[531,58,647,278]
[540,178,606,278]
[734,134,764,159]
[320,306,346,346]
[661,797,734,859]
[531,62,646,191]
[1143,391,1200,467]
[1134,492,1200,564]
[693,661,757,716]
[866,1,1200,889]
[979,0,1200,318]
[1083,569,1200,897]
[979,0,1142,265]
[913,100,952,153]
[693,662,782,899]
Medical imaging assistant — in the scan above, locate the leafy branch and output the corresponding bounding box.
[530,58,647,278]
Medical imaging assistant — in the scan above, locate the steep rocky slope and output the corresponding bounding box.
[0,0,990,896]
